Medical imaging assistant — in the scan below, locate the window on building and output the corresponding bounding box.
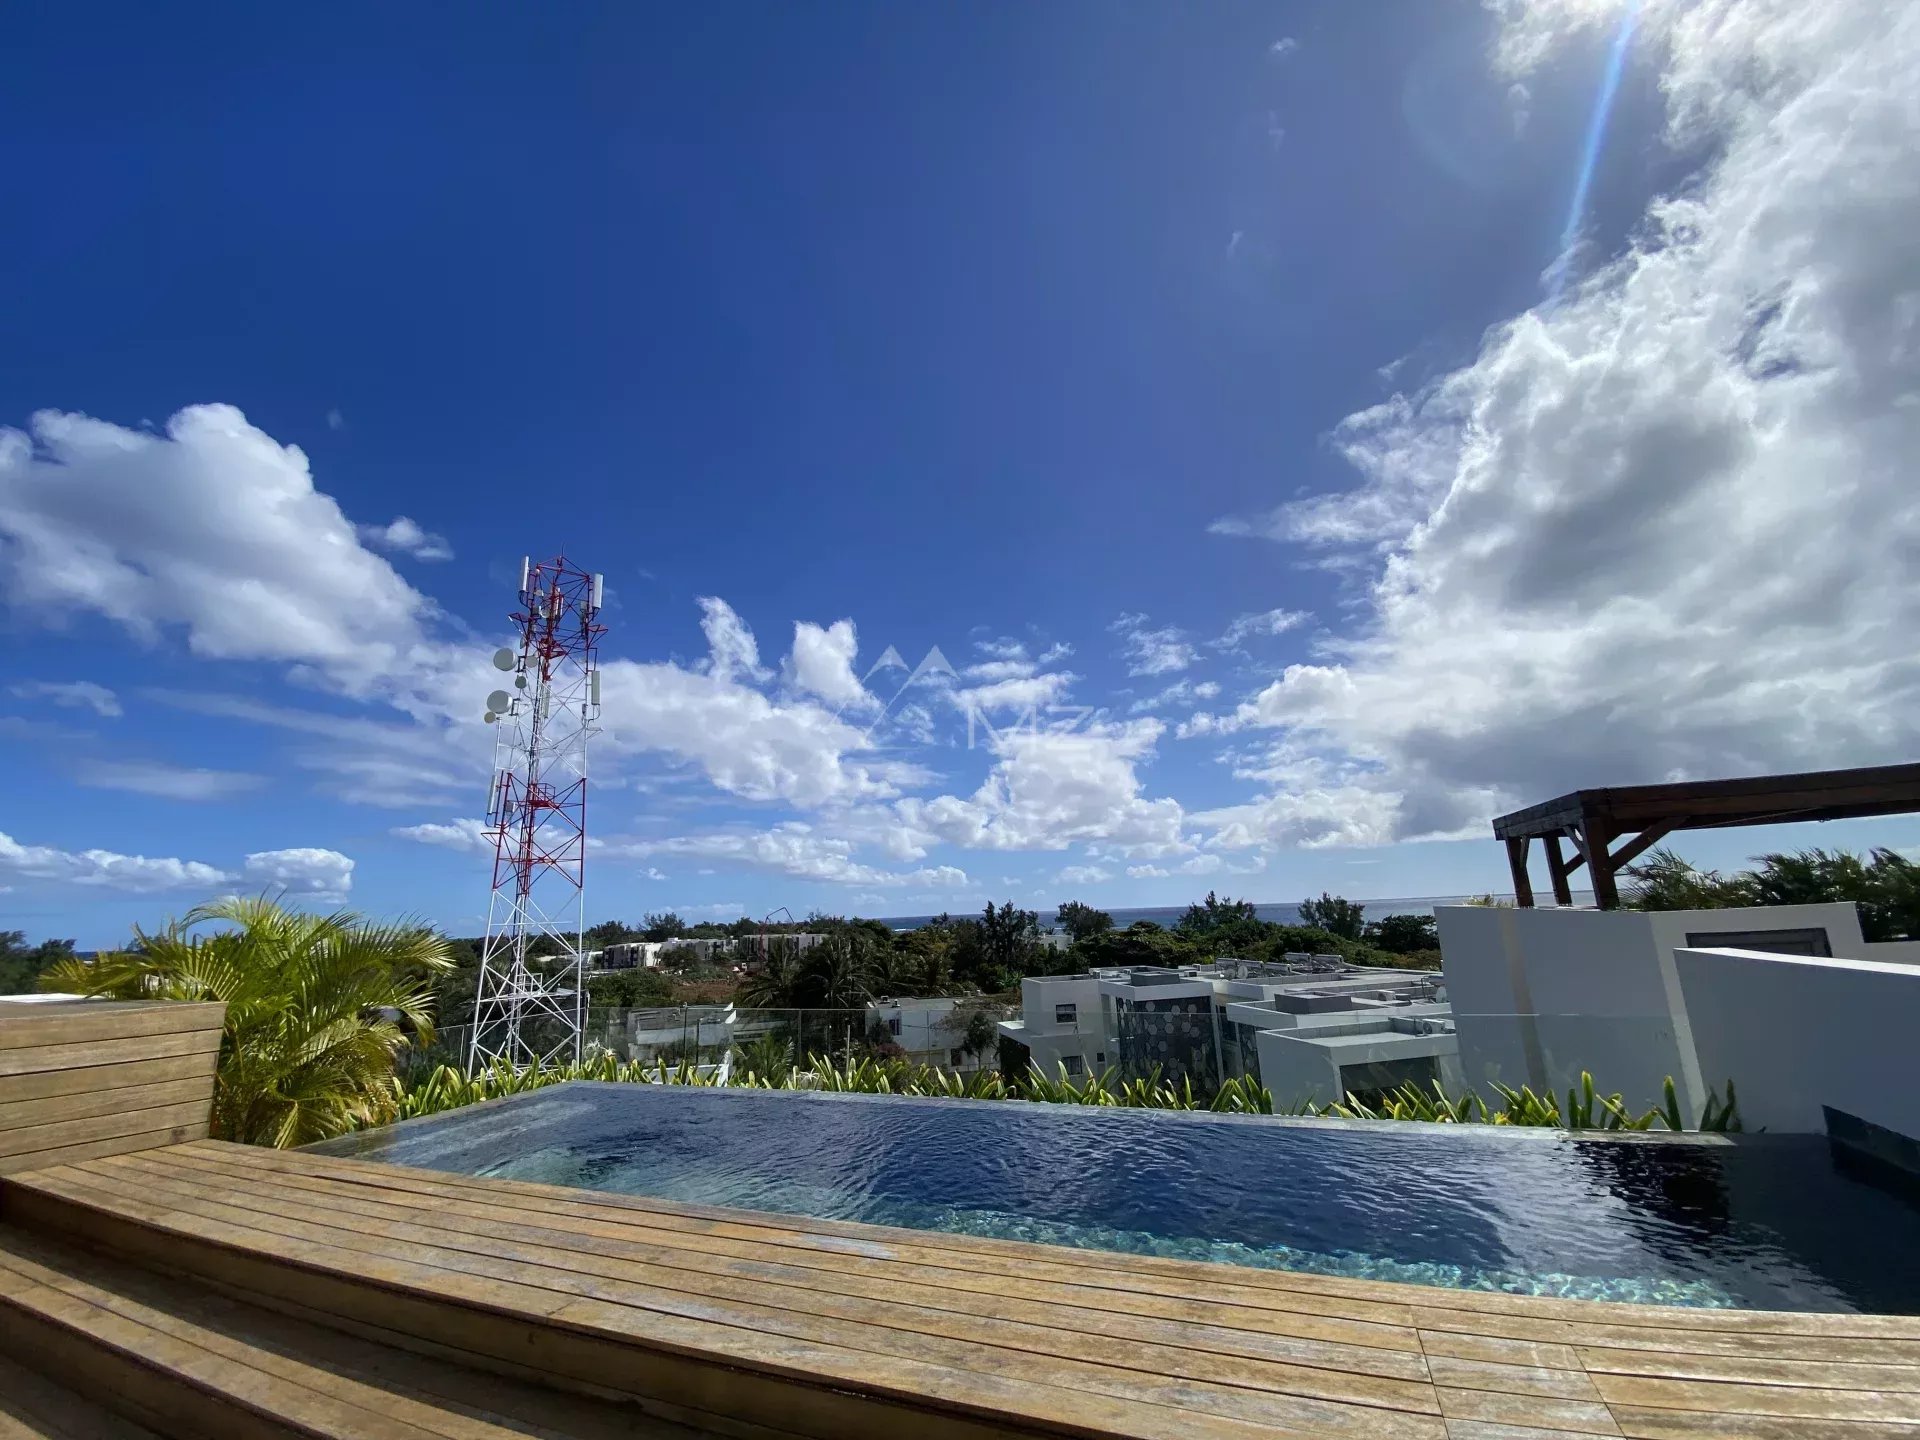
[950,1047,965,1066]
[887,1016,901,1036]
[1062,1054,1084,1076]
[1054,1003,1077,1026]
[1095,1052,1105,1064]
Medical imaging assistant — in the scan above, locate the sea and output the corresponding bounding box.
[874,894,1569,932]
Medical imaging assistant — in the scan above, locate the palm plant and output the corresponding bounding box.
[41,896,453,1147]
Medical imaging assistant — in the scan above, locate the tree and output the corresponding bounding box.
[641,911,687,942]
[960,1007,999,1062]
[1361,912,1439,955]
[737,937,804,1010]
[587,968,675,1009]
[0,932,76,995]
[975,901,1041,990]
[1298,893,1366,941]
[1054,901,1114,944]
[1747,847,1920,941]
[41,897,453,1147]
[1177,891,1257,934]
[585,919,638,946]
[1623,848,1755,910]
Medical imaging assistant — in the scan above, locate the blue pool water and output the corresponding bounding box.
[311,1083,1920,1313]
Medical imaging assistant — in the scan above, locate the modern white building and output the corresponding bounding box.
[864,996,997,1070]
[1439,900,1920,1134]
[996,958,1455,1105]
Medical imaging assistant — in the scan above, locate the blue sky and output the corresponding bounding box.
[4,1,1917,946]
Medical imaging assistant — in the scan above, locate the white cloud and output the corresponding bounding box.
[963,659,1037,682]
[897,718,1187,856]
[1109,613,1198,676]
[698,596,770,683]
[325,408,346,432]
[75,760,265,802]
[242,847,353,900]
[1055,864,1112,885]
[954,671,1075,716]
[1270,37,1299,58]
[1196,0,1920,849]
[618,824,967,889]
[391,818,493,854]
[1129,679,1222,714]
[1039,642,1074,664]
[0,829,231,893]
[9,680,121,717]
[358,516,452,562]
[786,619,875,712]
[1214,608,1311,648]
[0,405,429,668]
[973,637,1029,661]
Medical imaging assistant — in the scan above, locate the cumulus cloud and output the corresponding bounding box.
[1055,864,1112,885]
[9,680,121,717]
[1109,613,1199,676]
[618,824,968,888]
[697,596,770,683]
[897,718,1187,856]
[75,759,265,801]
[358,515,453,562]
[0,829,231,893]
[1270,37,1299,58]
[954,671,1075,717]
[785,619,875,712]
[241,847,354,900]
[0,405,428,669]
[1198,0,1920,850]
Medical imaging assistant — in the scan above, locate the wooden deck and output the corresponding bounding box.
[2,1140,1917,1439]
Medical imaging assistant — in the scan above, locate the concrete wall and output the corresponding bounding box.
[1674,947,1920,1138]
[1438,902,1862,1119]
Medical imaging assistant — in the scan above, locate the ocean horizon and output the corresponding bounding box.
[874,893,1595,932]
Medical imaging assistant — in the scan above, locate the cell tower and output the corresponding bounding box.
[467,555,605,1074]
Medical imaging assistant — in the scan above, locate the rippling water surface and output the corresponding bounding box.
[313,1083,1920,1313]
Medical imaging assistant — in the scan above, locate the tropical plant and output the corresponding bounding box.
[1623,848,1755,910]
[43,897,454,1147]
[1298,893,1366,941]
[1054,901,1115,944]
[1362,913,1439,954]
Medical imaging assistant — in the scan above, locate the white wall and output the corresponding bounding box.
[1438,902,1862,1118]
[1674,946,1920,1138]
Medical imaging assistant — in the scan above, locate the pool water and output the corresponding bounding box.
[310,1083,1920,1313]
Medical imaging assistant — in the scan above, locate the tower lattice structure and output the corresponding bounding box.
[467,555,604,1073]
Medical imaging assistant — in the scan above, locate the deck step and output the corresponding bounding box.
[0,1227,718,1440]
[0,1352,162,1440]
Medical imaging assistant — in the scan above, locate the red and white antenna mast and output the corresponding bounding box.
[467,555,605,1073]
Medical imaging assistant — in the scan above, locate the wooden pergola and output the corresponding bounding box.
[1491,762,1920,909]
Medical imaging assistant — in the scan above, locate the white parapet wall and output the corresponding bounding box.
[1673,947,1920,1139]
[1438,901,1865,1126]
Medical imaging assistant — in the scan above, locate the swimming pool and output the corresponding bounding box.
[311,1082,1920,1314]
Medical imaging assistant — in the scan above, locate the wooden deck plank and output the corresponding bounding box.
[0,1350,164,1440]
[212,1136,1920,1340]
[0,1052,219,1107]
[0,1026,221,1079]
[0,1001,225,1050]
[47,1157,1452,1438]
[1590,1373,1920,1424]
[8,1166,1356,1440]
[0,1231,713,1440]
[1425,1355,1604,1401]
[1436,1387,1623,1435]
[138,1143,1437,1373]
[1609,1404,1920,1438]
[1578,1344,1920,1393]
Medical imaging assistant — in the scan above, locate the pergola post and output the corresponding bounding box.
[1543,832,1574,906]
[1504,837,1535,908]
[1578,821,1621,909]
